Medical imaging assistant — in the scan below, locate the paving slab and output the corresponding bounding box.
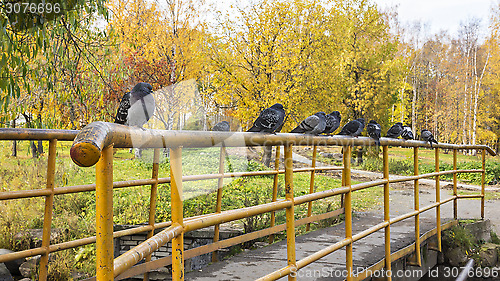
[183,212,448,281]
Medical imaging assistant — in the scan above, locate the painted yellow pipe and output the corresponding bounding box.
[38,139,57,281]
[96,145,114,281]
[306,145,317,231]
[453,149,458,219]
[343,145,353,281]
[435,148,441,252]
[170,147,184,281]
[383,146,392,280]
[284,143,296,281]
[482,149,486,219]
[414,147,421,266]
[144,148,160,281]
[270,146,280,244]
[212,145,226,262]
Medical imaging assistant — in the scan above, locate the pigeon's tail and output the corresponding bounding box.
[427,139,438,148]
[430,138,438,147]
[247,126,259,132]
[290,127,305,133]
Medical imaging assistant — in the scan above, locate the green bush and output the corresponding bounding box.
[360,155,500,185]
[420,160,500,185]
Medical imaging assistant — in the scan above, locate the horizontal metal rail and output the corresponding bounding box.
[0,166,343,201]
[0,128,78,140]
[257,196,459,281]
[456,258,475,281]
[352,220,459,281]
[69,122,496,167]
[115,209,346,280]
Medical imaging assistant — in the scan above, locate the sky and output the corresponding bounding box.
[373,0,495,37]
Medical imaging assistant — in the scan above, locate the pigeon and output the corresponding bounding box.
[385,122,403,138]
[366,120,381,146]
[401,125,414,140]
[212,121,230,131]
[338,118,365,137]
[421,129,438,147]
[247,103,286,133]
[114,82,155,129]
[290,112,327,135]
[323,111,341,135]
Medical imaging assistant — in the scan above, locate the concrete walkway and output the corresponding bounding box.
[182,179,498,280]
[179,150,499,280]
[184,212,443,281]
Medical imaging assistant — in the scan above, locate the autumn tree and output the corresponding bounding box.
[109,0,207,130]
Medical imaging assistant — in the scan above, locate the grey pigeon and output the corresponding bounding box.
[338,118,365,137]
[401,125,414,140]
[421,129,438,147]
[247,103,285,133]
[385,122,403,138]
[366,120,381,146]
[212,121,230,131]
[114,82,155,128]
[290,112,327,135]
[323,111,341,135]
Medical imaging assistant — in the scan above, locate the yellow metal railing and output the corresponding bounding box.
[0,122,497,281]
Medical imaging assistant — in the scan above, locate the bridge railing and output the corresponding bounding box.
[0,122,496,281]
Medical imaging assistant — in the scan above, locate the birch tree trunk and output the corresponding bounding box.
[472,52,490,150]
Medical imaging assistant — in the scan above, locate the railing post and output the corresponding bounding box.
[143,148,160,281]
[435,147,441,252]
[170,147,184,281]
[413,147,421,266]
[383,145,392,280]
[306,145,317,231]
[96,145,114,281]
[38,139,57,281]
[481,149,486,219]
[284,143,296,280]
[212,145,227,262]
[269,146,280,244]
[453,149,458,220]
[343,145,353,281]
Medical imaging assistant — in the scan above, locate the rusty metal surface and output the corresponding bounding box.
[95,146,114,281]
[114,224,183,277]
[116,209,345,280]
[70,121,497,167]
[1,126,495,281]
[0,128,78,140]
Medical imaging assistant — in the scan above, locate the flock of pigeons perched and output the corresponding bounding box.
[213,103,439,147]
[112,83,438,147]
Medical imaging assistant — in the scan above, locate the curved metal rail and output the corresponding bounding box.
[0,124,497,281]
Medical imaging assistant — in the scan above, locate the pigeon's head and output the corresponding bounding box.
[421,129,430,134]
[132,82,153,94]
[221,121,229,125]
[395,122,403,126]
[369,120,378,124]
[356,118,365,124]
[330,111,341,118]
[270,103,284,110]
[315,111,326,116]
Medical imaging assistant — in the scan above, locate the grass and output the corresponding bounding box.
[297,145,500,185]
